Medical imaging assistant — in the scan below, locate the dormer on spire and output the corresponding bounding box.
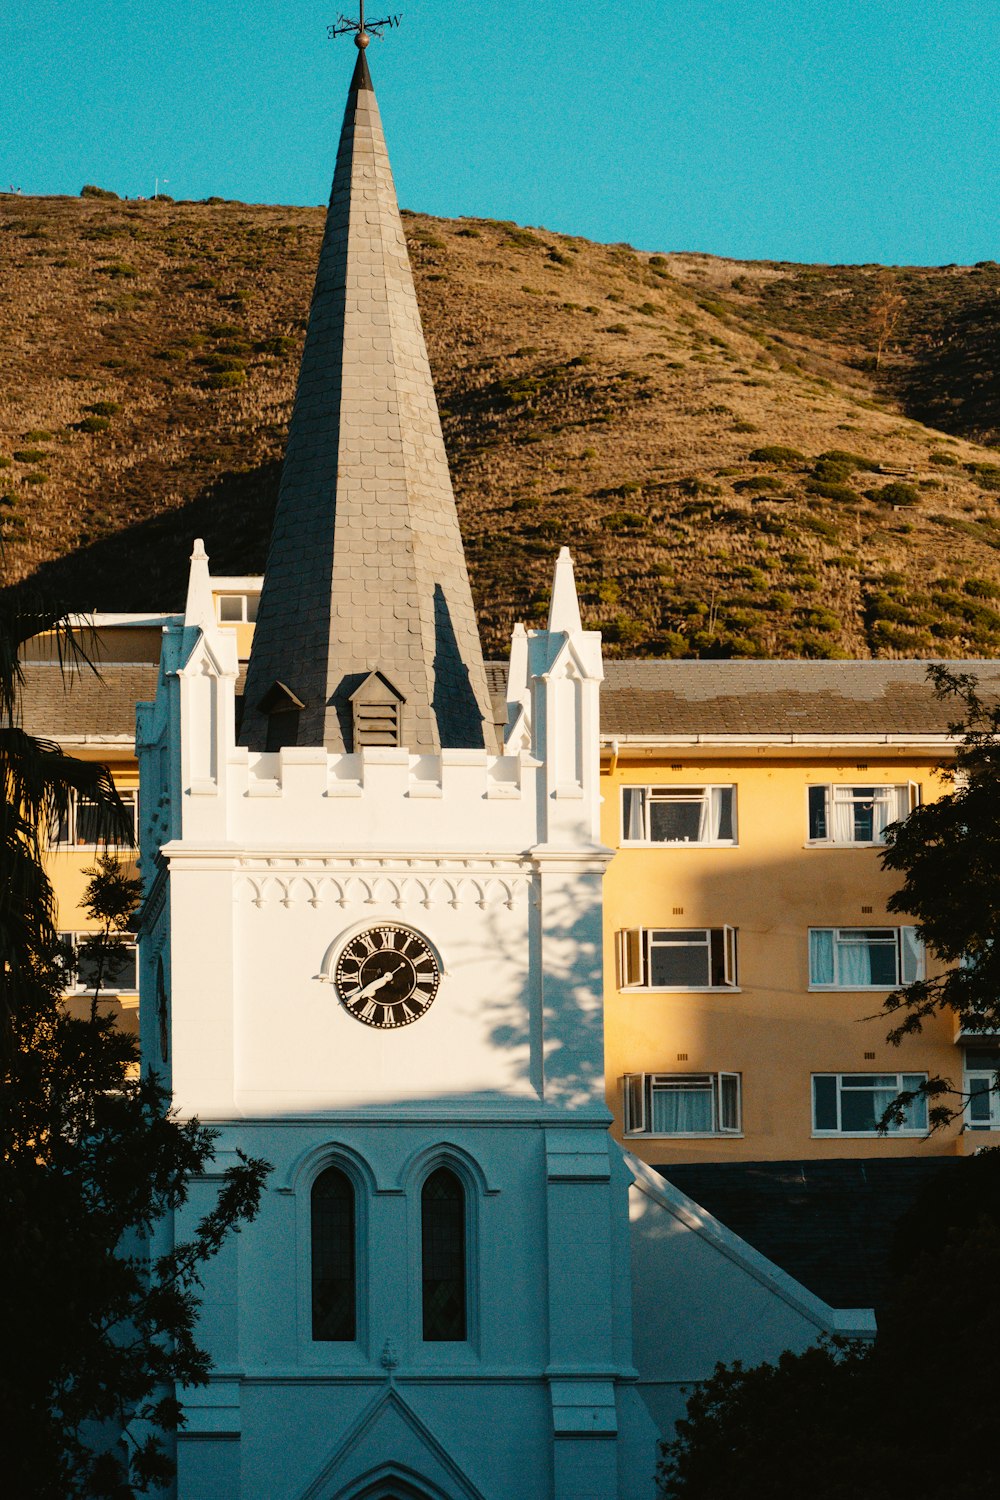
[240,43,498,756]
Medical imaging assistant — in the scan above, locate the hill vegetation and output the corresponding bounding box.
[1,190,998,659]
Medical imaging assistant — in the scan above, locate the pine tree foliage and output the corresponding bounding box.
[0,590,270,1497]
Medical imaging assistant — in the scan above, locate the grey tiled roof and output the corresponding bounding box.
[661,1158,957,1310]
[240,52,498,755]
[487,659,1000,739]
[18,663,159,740]
[24,657,1000,746]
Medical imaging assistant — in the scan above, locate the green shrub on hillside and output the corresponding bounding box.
[85,402,120,418]
[748,445,805,466]
[804,480,859,503]
[74,416,110,434]
[871,482,921,507]
[963,578,1000,599]
[203,369,247,390]
[929,451,959,466]
[12,449,47,463]
[734,476,784,494]
[81,184,119,200]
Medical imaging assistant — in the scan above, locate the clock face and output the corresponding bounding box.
[335,925,441,1029]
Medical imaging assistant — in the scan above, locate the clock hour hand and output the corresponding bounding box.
[353,961,404,1001]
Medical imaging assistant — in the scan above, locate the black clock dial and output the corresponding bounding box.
[335,925,440,1029]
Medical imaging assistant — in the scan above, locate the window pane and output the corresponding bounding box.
[623,788,646,841]
[311,1168,356,1340]
[53,803,71,845]
[850,788,876,843]
[624,1075,646,1132]
[866,940,899,988]
[809,929,835,985]
[621,929,643,986]
[966,1049,1000,1070]
[649,797,702,843]
[710,928,736,988]
[422,1168,466,1341]
[968,1078,993,1124]
[245,594,259,623]
[76,940,137,993]
[808,785,827,840]
[218,595,244,622]
[900,928,922,984]
[813,1076,838,1131]
[719,1074,741,1132]
[650,1079,713,1133]
[650,940,710,988]
[714,786,735,842]
[841,1083,882,1132]
[75,797,104,845]
[902,1074,928,1130]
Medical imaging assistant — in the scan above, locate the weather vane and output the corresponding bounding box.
[328,1,402,47]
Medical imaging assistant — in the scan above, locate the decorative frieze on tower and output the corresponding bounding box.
[137,33,654,1500]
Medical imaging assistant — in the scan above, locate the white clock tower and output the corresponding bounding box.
[138,34,656,1500]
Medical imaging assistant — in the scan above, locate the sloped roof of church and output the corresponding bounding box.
[239,49,498,754]
[660,1158,957,1310]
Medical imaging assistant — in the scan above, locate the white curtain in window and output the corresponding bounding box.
[809,929,835,985]
[624,789,646,841]
[900,928,922,984]
[651,1084,713,1133]
[871,785,909,840]
[831,789,856,843]
[836,935,877,987]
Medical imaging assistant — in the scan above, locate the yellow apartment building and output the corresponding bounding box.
[24,604,1000,1165]
[599,659,1000,1164]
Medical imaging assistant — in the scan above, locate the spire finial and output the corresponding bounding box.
[328,3,402,47]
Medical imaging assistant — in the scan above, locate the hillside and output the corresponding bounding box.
[1,190,999,659]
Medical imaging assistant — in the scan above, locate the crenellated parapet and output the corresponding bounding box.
[137,542,606,882]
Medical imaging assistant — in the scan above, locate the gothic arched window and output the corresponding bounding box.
[421,1166,466,1341]
[311,1167,356,1341]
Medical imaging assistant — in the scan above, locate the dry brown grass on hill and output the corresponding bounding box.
[1,190,999,660]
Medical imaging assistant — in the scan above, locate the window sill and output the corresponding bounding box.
[808,985,902,993]
[804,841,887,850]
[620,986,742,995]
[811,1131,927,1139]
[620,841,739,850]
[625,1132,744,1140]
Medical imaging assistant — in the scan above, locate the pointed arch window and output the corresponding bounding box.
[421,1167,466,1342]
[311,1167,356,1341]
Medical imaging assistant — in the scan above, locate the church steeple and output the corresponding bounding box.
[240,45,499,754]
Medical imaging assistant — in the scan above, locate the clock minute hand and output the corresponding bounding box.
[354,962,404,1001]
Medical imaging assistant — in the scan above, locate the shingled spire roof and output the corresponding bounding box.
[240,47,499,754]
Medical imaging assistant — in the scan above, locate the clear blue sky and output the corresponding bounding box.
[4,0,997,266]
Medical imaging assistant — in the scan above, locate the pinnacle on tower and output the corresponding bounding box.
[240,50,499,755]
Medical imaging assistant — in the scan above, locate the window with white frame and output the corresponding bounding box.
[618,927,738,990]
[59,931,138,994]
[965,1049,1000,1130]
[808,927,922,990]
[624,1072,742,1135]
[807,783,918,845]
[52,788,137,848]
[812,1073,928,1135]
[622,785,736,846]
[216,592,260,623]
